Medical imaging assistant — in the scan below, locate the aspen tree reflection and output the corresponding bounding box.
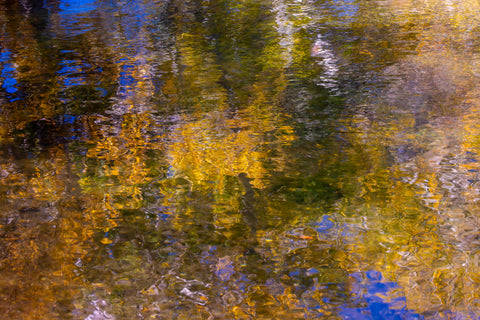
[1,0,480,319]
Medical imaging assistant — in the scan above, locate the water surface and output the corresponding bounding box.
[1,0,480,318]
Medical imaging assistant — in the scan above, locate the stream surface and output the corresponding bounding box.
[1,0,480,319]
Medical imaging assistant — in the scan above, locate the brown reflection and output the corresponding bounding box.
[0,145,93,318]
[338,0,480,315]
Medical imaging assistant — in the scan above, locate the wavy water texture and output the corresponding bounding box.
[1,0,480,319]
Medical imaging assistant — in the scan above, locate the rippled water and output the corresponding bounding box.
[1,0,480,318]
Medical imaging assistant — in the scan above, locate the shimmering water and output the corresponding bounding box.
[1,0,480,318]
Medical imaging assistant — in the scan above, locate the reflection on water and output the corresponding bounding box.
[1,0,480,318]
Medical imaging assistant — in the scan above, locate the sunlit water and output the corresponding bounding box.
[1,0,480,319]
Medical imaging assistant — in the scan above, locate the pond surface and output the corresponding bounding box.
[1,0,480,318]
